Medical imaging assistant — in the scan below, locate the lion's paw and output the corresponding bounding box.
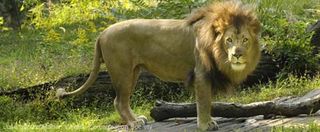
[128,115,148,130]
[207,120,219,131]
[138,115,148,124]
[198,120,219,131]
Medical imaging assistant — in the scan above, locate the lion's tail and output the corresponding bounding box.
[56,39,102,98]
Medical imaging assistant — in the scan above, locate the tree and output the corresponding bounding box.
[0,0,23,29]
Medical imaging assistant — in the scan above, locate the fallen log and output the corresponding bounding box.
[150,89,320,121]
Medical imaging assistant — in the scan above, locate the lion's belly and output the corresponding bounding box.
[142,56,195,82]
[137,34,196,82]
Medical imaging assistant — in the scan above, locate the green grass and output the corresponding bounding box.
[272,122,320,132]
[0,28,96,89]
[0,75,319,131]
[0,0,320,131]
[218,75,320,103]
[0,96,152,131]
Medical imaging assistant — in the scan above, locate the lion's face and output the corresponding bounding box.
[222,26,253,71]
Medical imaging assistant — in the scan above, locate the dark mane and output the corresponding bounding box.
[185,0,261,90]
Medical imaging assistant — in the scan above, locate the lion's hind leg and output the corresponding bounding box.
[108,65,146,129]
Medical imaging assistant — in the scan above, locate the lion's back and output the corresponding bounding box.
[98,19,196,81]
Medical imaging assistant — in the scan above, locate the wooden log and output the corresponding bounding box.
[150,89,320,121]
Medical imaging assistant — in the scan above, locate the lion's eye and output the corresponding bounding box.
[243,38,248,43]
[226,38,232,43]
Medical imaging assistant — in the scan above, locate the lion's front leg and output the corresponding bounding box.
[194,69,219,131]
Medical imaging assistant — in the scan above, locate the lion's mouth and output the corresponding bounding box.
[231,62,246,71]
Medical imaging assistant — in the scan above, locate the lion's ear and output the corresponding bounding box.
[214,31,223,42]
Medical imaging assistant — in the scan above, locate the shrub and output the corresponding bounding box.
[260,7,319,76]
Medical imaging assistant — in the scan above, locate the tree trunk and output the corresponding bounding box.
[0,0,22,29]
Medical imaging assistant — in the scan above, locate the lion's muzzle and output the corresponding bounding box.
[230,54,246,71]
[231,62,246,71]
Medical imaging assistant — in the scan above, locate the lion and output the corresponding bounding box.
[56,0,261,131]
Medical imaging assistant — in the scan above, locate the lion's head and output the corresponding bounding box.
[188,0,261,84]
[221,25,260,72]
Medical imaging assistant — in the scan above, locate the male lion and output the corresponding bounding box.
[57,1,261,131]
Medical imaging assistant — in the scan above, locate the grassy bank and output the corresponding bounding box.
[0,75,319,131]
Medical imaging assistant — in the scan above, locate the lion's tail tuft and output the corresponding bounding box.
[56,88,67,99]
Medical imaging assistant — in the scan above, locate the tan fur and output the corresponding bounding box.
[56,0,261,131]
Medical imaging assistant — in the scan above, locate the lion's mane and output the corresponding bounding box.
[187,0,261,91]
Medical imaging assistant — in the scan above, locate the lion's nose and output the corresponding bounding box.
[233,53,242,59]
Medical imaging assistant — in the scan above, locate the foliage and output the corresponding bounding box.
[262,14,319,76]
[0,17,9,31]
[26,0,207,29]
[251,0,320,76]
[20,0,320,78]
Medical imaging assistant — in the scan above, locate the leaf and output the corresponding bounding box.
[20,5,25,12]
[0,17,3,25]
